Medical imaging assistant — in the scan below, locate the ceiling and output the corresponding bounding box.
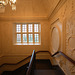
[0,0,60,20]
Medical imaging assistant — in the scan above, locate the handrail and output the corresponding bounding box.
[0,51,48,67]
[0,51,49,67]
[36,51,75,65]
[51,51,75,66]
[0,50,75,67]
[0,54,32,67]
[26,50,35,75]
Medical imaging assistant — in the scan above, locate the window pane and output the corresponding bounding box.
[34,34,39,42]
[17,34,21,42]
[23,34,27,42]
[28,24,33,32]
[34,24,39,32]
[16,24,21,32]
[22,24,27,32]
[29,34,33,42]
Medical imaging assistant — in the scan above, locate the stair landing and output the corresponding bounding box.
[34,70,58,75]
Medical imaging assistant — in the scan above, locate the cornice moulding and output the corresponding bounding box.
[48,0,67,20]
[0,0,67,21]
[0,16,48,21]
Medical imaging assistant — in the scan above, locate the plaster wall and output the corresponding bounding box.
[49,0,75,75]
[0,20,50,72]
[0,23,2,55]
[0,20,49,55]
[0,30,1,54]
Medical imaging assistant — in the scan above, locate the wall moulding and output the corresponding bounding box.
[68,36,75,50]
[51,25,61,53]
[50,18,67,68]
[50,19,61,54]
[66,10,75,73]
[66,10,75,58]
[48,0,67,20]
[0,16,48,21]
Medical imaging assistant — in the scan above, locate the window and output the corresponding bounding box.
[14,23,41,45]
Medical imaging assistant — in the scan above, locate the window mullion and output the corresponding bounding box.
[15,25,17,43]
[21,24,23,43]
[39,33,40,43]
[33,24,34,43]
[15,23,41,45]
[27,24,29,43]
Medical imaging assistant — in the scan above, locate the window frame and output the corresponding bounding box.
[14,23,41,45]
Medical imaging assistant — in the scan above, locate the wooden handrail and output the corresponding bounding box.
[26,50,75,75]
[51,51,59,57]
[36,51,75,65]
[51,51,75,66]
[26,50,35,75]
[0,50,75,67]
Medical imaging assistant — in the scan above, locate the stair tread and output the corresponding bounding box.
[34,70,59,75]
[35,59,52,69]
[2,60,65,75]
